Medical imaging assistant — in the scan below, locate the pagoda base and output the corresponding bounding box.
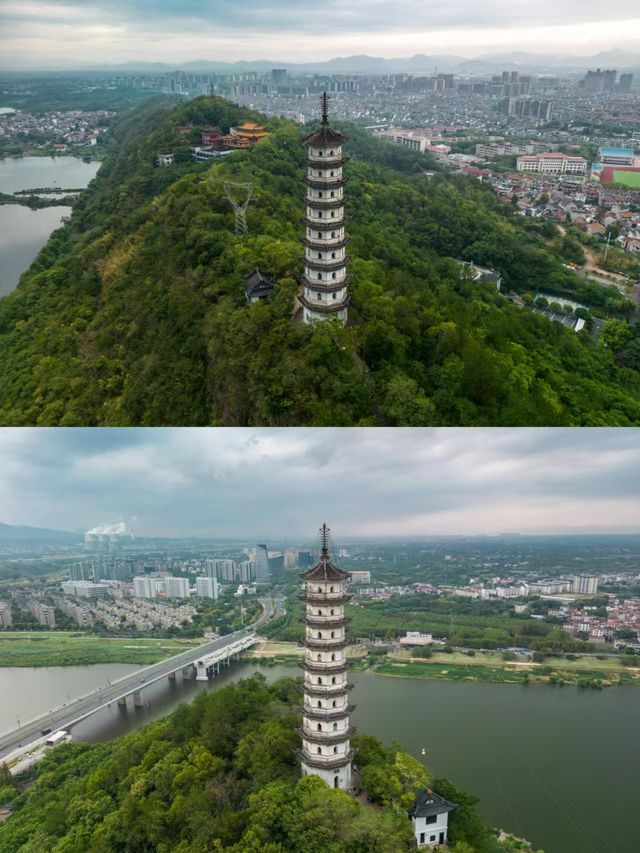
[300,755,353,789]
[303,303,348,325]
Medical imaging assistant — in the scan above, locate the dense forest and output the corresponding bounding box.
[1,95,639,425]
[0,674,541,852]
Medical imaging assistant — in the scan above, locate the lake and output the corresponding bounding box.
[1,662,637,853]
[0,156,100,296]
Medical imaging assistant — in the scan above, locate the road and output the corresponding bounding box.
[0,595,283,762]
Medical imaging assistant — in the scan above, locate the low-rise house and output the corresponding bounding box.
[245,270,275,303]
[411,788,457,848]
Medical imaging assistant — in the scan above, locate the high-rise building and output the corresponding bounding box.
[163,577,191,599]
[0,602,12,629]
[133,575,156,599]
[301,93,350,324]
[238,560,255,583]
[196,576,219,599]
[69,562,91,581]
[572,575,599,595]
[618,73,633,93]
[298,524,354,790]
[271,68,287,84]
[254,544,270,582]
[205,558,236,581]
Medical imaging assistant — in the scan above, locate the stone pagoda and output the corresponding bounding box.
[300,94,350,324]
[298,523,354,789]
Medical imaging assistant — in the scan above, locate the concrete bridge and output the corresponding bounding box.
[0,627,258,764]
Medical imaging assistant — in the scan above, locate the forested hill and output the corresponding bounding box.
[0,674,541,852]
[1,95,639,426]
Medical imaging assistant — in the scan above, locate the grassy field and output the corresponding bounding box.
[375,650,640,687]
[612,170,640,188]
[0,632,203,667]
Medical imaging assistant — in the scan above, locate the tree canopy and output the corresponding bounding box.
[1,95,639,425]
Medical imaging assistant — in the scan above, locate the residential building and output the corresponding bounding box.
[61,580,109,598]
[155,152,174,166]
[133,575,156,599]
[349,570,371,584]
[196,576,219,599]
[572,575,599,595]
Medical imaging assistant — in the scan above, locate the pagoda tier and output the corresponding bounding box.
[301,93,350,325]
[298,523,353,790]
[300,703,356,721]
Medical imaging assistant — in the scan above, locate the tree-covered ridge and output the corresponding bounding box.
[0,675,541,853]
[0,95,639,425]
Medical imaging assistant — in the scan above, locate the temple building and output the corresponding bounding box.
[300,94,350,324]
[298,523,354,789]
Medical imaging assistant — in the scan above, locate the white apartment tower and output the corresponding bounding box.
[301,94,350,324]
[298,523,354,789]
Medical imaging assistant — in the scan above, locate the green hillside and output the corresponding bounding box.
[0,675,540,852]
[1,95,639,425]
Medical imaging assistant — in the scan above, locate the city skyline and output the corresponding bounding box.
[0,1,639,69]
[1,428,639,538]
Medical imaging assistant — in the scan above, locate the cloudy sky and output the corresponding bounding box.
[0,428,638,539]
[0,1,638,68]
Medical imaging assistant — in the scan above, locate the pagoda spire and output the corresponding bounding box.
[297,524,354,790]
[299,95,350,325]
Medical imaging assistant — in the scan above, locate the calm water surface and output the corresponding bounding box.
[0,156,99,296]
[1,663,637,853]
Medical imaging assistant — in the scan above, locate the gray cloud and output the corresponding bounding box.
[0,0,638,66]
[0,428,638,538]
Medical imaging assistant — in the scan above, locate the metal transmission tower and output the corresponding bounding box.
[223,181,254,238]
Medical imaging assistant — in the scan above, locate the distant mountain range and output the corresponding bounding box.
[0,521,80,544]
[77,49,640,76]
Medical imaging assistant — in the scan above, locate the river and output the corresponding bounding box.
[0,662,637,853]
[0,156,100,296]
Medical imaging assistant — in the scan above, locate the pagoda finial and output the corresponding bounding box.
[321,91,329,125]
[320,522,330,557]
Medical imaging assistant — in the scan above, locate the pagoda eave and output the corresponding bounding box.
[299,295,351,314]
[302,256,351,272]
[297,748,356,770]
[297,726,356,745]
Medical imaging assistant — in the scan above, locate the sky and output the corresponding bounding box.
[0,1,639,68]
[0,428,639,539]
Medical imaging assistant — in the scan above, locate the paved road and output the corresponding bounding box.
[0,596,279,762]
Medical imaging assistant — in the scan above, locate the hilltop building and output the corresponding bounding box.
[0,602,12,629]
[223,122,270,149]
[300,94,350,324]
[298,524,354,789]
[411,788,456,848]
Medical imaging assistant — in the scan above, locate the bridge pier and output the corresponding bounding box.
[182,666,193,679]
[168,671,176,681]
[195,664,209,681]
[133,691,143,707]
[117,696,127,707]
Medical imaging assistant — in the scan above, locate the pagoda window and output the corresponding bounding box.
[317,677,322,684]
[331,253,336,259]
[317,654,321,661]
[317,273,322,279]
[330,150,334,155]
[330,212,335,218]
[330,586,334,592]
[330,171,335,176]
[330,609,335,615]
[331,653,336,660]
[318,212,323,218]
[331,676,336,684]
[317,610,322,615]
[317,723,322,731]
[332,700,337,707]
[317,232,322,238]
[317,631,322,638]
[317,293,322,300]
[333,746,338,754]
[317,747,322,754]
[333,722,338,730]
[331,631,335,638]
[319,191,323,198]
[332,273,337,279]
[333,292,337,300]
[331,231,336,238]
[330,191,335,197]
[317,700,322,708]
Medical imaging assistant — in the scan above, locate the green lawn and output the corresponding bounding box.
[0,631,203,667]
[612,170,640,188]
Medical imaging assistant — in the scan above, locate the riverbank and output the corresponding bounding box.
[0,632,202,667]
[0,190,78,209]
[247,642,640,688]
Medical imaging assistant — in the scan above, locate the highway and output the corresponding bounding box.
[0,595,283,762]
